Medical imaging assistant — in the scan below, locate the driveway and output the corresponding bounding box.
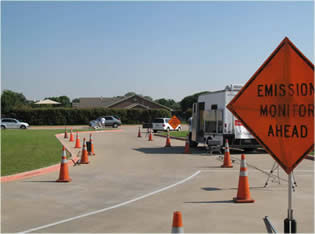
[1,125,313,233]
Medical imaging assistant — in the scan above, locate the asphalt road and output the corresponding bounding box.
[1,125,314,233]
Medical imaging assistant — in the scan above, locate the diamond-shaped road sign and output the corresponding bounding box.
[168,116,181,130]
[227,37,314,174]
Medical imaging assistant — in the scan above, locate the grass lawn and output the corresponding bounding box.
[158,130,189,139]
[1,129,66,176]
[1,128,118,176]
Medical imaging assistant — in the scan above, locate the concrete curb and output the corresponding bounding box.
[0,129,123,183]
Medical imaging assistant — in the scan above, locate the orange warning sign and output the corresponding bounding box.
[168,116,181,130]
[227,37,314,174]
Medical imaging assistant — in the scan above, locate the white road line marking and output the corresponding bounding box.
[19,170,201,233]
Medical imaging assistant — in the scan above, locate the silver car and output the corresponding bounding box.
[1,118,29,129]
[89,116,121,129]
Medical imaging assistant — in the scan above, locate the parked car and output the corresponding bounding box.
[1,118,29,129]
[89,116,121,129]
[152,118,181,133]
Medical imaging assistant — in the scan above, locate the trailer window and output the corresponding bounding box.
[204,110,216,133]
[204,110,223,134]
[198,102,205,135]
[198,102,205,110]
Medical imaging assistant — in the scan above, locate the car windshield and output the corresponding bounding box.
[153,118,164,123]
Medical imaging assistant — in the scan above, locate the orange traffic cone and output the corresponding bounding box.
[88,133,95,156]
[69,128,74,142]
[74,132,81,148]
[56,146,72,182]
[165,130,171,147]
[64,128,68,139]
[184,135,191,154]
[172,211,184,233]
[233,154,255,203]
[137,127,142,138]
[79,138,90,164]
[148,129,153,141]
[221,139,233,168]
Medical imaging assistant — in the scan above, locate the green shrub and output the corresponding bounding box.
[172,109,192,123]
[10,107,171,125]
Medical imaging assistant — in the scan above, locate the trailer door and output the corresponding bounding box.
[203,108,224,146]
[204,109,223,134]
[192,102,205,142]
[198,102,205,140]
[191,103,198,141]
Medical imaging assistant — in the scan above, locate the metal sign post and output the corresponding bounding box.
[284,173,297,233]
[263,216,278,233]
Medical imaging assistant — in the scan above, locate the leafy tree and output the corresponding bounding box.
[72,98,80,103]
[124,92,137,97]
[143,96,153,101]
[45,96,71,107]
[155,98,180,110]
[58,96,71,107]
[180,91,209,112]
[1,90,29,114]
[124,92,153,101]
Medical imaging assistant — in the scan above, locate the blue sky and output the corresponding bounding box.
[1,1,314,101]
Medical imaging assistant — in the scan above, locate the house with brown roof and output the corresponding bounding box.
[73,95,172,111]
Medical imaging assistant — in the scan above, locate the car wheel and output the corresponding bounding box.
[20,125,27,129]
[112,123,118,128]
[1,125,5,129]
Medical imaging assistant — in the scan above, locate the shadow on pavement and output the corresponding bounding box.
[133,146,266,156]
[200,186,267,192]
[133,146,214,155]
[230,148,266,155]
[201,187,222,191]
[133,146,184,155]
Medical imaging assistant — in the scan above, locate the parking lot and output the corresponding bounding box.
[1,125,314,233]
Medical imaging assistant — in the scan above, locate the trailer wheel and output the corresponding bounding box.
[189,132,198,147]
[244,148,256,152]
[190,141,198,147]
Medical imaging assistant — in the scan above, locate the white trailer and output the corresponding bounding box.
[189,84,260,150]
